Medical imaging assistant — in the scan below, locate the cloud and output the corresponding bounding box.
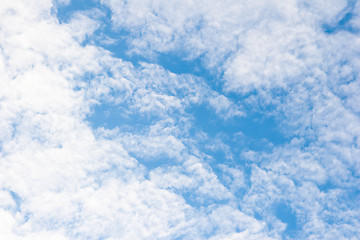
[1,0,359,239]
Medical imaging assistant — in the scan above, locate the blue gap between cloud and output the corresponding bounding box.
[275,201,298,237]
[323,0,358,34]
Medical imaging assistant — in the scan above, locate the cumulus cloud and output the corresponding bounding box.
[1,0,359,239]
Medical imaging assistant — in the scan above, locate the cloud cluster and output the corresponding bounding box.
[0,0,269,239]
[1,0,359,239]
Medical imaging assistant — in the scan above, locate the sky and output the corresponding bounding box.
[0,0,360,239]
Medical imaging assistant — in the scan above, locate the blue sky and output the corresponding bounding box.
[1,0,360,239]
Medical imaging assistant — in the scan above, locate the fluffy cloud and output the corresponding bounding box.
[1,0,359,239]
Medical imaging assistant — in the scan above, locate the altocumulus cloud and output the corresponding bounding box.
[0,0,359,239]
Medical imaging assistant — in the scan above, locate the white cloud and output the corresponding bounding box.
[0,1,276,239]
[302,0,348,24]
[218,164,246,191]
[1,0,360,239]
[66,11,101,43]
